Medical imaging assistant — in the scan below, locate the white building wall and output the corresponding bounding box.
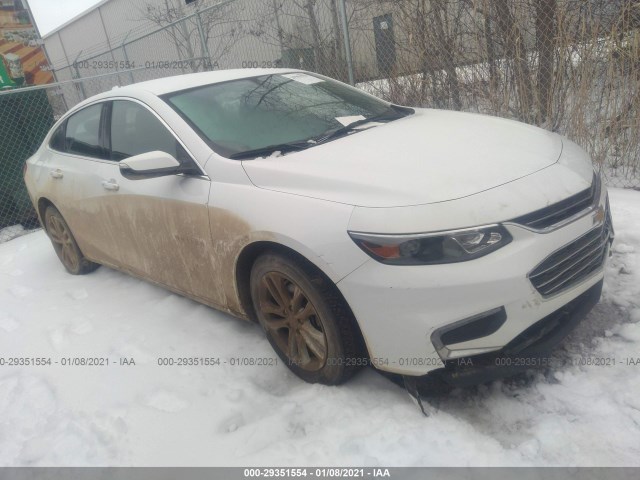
[41,0,387,104]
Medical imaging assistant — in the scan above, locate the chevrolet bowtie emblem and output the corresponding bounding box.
[593,206,606,226]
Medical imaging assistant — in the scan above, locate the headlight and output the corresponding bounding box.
[349,225,512,265]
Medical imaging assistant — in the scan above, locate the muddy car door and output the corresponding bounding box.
[94,99,219,304]
[42,102,118,260]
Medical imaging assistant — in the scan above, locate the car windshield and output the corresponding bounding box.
[162,72,409,158]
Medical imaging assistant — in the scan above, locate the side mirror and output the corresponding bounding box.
[119,151,181,180]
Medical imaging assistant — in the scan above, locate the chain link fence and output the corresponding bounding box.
[1,0,639,243]
[351,0,640,189]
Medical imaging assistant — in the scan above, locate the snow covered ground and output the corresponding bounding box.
[0,188,639,467]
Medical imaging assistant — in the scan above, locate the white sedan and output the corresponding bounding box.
[24,69,613,388]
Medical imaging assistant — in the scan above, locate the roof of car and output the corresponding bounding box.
[107,68,302,97]
[60,68,320,120]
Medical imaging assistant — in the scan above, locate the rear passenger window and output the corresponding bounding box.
[49,122,66,151]
[65,104,105,158]
[111,100,181,161]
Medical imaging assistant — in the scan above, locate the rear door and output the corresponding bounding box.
[41,102,114,257]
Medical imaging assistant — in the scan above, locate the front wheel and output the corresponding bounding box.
[250,253,364,385]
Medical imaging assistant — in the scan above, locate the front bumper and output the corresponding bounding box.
[337,188,612,377]
[431,279,603,387]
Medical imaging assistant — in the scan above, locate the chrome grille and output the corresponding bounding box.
[513,174,599,231]
[529,204,612,297]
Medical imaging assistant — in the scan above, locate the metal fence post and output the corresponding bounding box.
[122,45,135,84]
[121,32,135,84]
[338,0,355,85]
[272,0,285,60]
[72,52,87,100]
[196,11,212,71]
[98,5,121,86]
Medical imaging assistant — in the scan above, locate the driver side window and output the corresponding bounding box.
[110,100,200,175]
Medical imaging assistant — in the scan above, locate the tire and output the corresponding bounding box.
[250,252,365,385]
[44,206,100,275]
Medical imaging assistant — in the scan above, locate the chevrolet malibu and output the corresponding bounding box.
[24,69,613,389]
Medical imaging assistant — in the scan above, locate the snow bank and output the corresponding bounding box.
[0,225,34,244]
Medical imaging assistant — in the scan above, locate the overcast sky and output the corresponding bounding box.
[27,0,103,36]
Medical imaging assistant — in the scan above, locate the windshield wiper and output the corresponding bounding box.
[229,141,314,160]
[313,107,411,145]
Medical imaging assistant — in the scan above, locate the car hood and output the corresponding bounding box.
[241,108,563,208]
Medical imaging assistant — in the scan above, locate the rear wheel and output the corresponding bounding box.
[44,206,99,275]
[250,253,364,385]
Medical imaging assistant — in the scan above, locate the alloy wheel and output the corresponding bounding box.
[256,271,328,372]
[46,213,80,272]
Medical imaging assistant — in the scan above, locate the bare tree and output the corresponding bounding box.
[140,0,243,71]
[430,0,463,109]
[247,0,362,81]
[536,0,558,125]
[493,0,535,121]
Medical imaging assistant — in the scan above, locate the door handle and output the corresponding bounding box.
[50,169,64,179]
[101,179,120,191]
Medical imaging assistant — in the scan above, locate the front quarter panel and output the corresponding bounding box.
[204,168,369,315]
